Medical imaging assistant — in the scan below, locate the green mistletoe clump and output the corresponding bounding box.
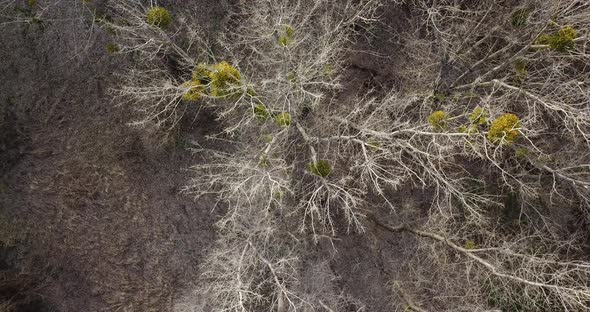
[146,7,171,29]
[308,160,331,177]
[180,62,242,101]
[537,26,577,51]
[275,112,291,127]
[428,110,449,130]
[488,113,520,144]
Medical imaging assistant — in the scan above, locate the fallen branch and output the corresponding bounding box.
[370,215,590,309]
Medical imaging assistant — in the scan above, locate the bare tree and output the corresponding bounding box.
[111,0,590,310]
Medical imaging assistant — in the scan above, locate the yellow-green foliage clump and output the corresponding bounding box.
[514,59,527,80]
[278,25,295,46]
[253,104,270,120]
[458,125,478,134]
[146,7,171,29]
[106,43,119,54]
[263,135,273,143]
[246,87,258,98]
[469,107,487,126]
[515,147,529,159]
[464,240,477,250]
[209,61,241,97]
[192,63,212,83]
[275,112,291,127]
[258,155,271,168]
[367,138,380,151]
[323,64,335,78]
[286,72,297,83]
[511,9,530,28]
[182,62,241,99]
[182,80,205,102]
[308,160,331,177]
[428,110,449,130]
[537,26,577,51]
[488,113,520,144]
[27,0,37,9]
